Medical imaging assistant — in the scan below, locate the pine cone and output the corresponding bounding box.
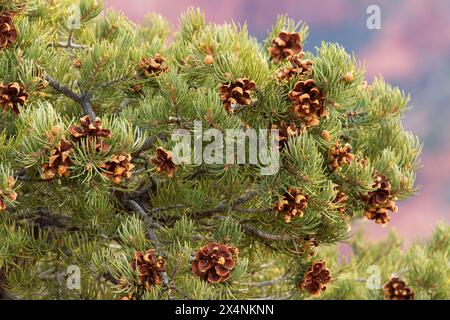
[274,187,309,223]
[0,82,28,114]
[139,54,169,77]
[300,261,331,296]
[99,153,134,184]
[383,277,414,300]
[271,121,300,149]
[41,138,73,181]
[332,186,348,215]
[192,243,239,283]
[0,12,17,50]
[0,176,17,211]
[130,249,166,289]
[219,78,256,114]
[151,147,176,177]
[277,53,312,81]
[327,142,354,171]
[68,116,112,152]
[289,79,326,128]
[363,174,398,226]
[268,31,302,63]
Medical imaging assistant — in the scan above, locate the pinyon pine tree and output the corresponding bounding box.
[0,0,447,300]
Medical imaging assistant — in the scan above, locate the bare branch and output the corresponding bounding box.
[45,75,96,119]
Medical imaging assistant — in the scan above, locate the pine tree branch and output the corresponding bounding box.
[245,273,288,287]
[45,75,96,119]
[241,224,293,241]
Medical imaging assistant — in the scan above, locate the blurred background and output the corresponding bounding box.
[105,0,450,242]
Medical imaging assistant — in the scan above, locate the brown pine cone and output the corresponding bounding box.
[364,174,392,205]
[151,147,176,177]
[0,12,17,50]
[268,31,302,63]
[274,187,309,223]
[99,153,134,184]
[362,174,398,226]
[271,121,300,149]
[383,277,414,300]
[300,261,331,296]
[0,176,17,211]
[0,82,28,114]
[192,243,239,283]
[68,115,112,152]
[289,79,326,128]
[332,186,348,215]
[277,53,313,81]
[327,142,354,171]
[219,78,256,114]
[41,138,73,181]
[130,249,166,289]
[139,54,169,77]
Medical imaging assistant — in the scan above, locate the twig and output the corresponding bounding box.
[45,75,96,119]
[245,273,288,287]
[241,224,293,241]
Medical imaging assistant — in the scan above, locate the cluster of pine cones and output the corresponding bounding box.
[41,116,134,184]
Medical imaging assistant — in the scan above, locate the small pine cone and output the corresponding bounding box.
[333,185,348,215]
[99,153,135,184]
[289,79,326,128]
[268,31,302,63]
[274,187,309,223]
[151,147,176,177]
[364,174,392,205]
[0,82,28,114]
[219,78,256,114]
[327,142,354,171]
[68,115,112,152]
[271,121,300,149]
[130,249,166,289]
[41,138,73,181]
[300,261,331,296]
[383,277,414,300]
[0,12,17,50]
[192,243,239,283]
[277,53,313,81]
[362,174,398,226]
[0,176,17,211]
[139,54,169,77]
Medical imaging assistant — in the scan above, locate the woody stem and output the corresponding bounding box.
[45,75,96,119]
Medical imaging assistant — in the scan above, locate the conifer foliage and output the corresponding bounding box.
[0,0,446,300]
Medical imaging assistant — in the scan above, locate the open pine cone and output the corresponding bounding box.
[268,31,302,63]
[219,78,256,114]
[271,121,300,149]
[0,12,17,50]
[130,249,166,289]
[68,115,112,152]
[277,53,313,81]
[274,187,309,223]
[41,138,73,181]
[328,142,354,171]
[363,174,398,226]
[192,243,239,283]
[139,54,169,77]
[151,147,176,177]
[0,176,17,211]
[300,261,332,296]
[0,82,28,114]
[289,79,326,128]
[383,277,414,300]
[99,154,134,184]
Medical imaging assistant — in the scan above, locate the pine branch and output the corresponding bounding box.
[45,75,96,119]
[241,224,293,241]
